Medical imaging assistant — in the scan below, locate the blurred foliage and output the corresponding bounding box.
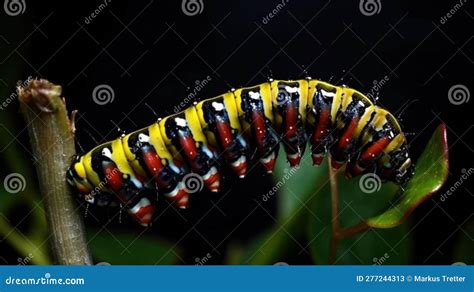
[236,124,448,264]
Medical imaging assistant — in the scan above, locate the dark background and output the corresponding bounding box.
[1,0,472,264]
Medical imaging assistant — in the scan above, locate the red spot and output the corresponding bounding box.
[179,134,198,161]
[216,121,234,149]
[285,104,298,137]
[204,171,221,192]
[252,111,267,154]
[176,194,189,209]
[103,164,122,191]
[331,158,344,170]
[142,148,163,177]
[337,117,359,151]
[261,155,276,173]
[130,204,155,227]
[360,137,391,162]
[287,154,301,167]
[312,155,324,166]
[232,159,248,178]
[312,108,330,145]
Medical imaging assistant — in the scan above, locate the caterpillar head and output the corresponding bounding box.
[66,155,93,195]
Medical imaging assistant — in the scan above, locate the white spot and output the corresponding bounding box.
[284,86,298,93]
[101,147,112,158]
[138,133,150,143]
[175,117,187,127]
[248,91,260,100]
[321,89,336,97]
[212,102,225,111]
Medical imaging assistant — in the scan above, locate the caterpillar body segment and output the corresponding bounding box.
[233,82,281,173]
[195,93,249,178]
[67,78,414,226]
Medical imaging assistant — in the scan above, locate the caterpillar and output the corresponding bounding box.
[66,78,414,226]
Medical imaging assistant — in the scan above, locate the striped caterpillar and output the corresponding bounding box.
[66,78,414,226]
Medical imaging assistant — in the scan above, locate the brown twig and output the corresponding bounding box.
[18,79,92,265]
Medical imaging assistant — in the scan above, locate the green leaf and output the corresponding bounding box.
[273,149,328,220]
[87,228,181,265]
[367,124,449,228]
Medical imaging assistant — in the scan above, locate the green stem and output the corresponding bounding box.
[0,215,50,265]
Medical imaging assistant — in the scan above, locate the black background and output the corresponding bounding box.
[1,0,473,264]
